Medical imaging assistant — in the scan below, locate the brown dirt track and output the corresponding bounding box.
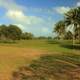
[0,46,47,80]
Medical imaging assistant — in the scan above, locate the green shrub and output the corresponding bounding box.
[0,40,16,44]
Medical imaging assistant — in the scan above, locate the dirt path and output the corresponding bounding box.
[0,46,47,80]
[0,46,79,80]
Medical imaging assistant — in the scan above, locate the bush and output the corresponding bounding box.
[0,40,16,44]
[60,41,80,50]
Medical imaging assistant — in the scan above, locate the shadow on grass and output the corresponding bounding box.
[47,40,80,50]
[60,44,80,50]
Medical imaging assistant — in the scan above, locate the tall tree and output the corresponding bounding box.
[64,31,73,40]
[65,7,80,42]
[54,20,65,40]
[75,26,80,40]
[0,24,22,40]
[0,25,8,40]
[8,25,22,40]
[21,32,34,40]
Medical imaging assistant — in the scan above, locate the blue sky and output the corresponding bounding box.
[0,0,79,37]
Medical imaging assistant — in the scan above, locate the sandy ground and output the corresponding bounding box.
[0,46,47,80]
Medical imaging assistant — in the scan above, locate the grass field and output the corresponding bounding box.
[0,40,80,80]
[0,40,77,53]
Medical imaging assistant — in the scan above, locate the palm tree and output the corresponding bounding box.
[54,20,65,40]
[64,31,73,40]
[65,7,80,43]
[75,26,80,40]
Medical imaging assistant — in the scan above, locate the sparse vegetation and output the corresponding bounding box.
[12,54,80,80]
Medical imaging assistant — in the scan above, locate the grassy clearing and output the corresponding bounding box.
[0,40,77,53]
[0,40,79,80]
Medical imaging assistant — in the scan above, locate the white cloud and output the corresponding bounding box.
[76,2,80,6]
[14,24,25,30]
[0,0,52,26]
[0,0,53,15]
[6,10,25,19]
[0,0,26,11]
[6,10,44,25]
[6,10,30,24]
[42,27,49,32]
[0,0,54,36]
[55,6,70,14]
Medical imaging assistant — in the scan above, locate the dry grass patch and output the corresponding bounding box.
[0,46,47,80]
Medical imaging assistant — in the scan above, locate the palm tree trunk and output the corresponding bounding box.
[78,26,80,43]
[73,34,75,45]
[73,24,77,45]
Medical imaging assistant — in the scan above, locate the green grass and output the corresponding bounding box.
[0,40,76,53]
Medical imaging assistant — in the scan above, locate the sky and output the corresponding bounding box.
[0,0,80,37]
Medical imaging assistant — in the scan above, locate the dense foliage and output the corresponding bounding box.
[0,24,34,40]
[54,7,80,41]
[21,32,34,40]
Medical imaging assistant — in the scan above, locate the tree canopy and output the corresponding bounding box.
[0,24,34,40]
[54,7,80,40]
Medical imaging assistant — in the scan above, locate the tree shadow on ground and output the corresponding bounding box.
[47,40,80,50]
[60,44,80,50]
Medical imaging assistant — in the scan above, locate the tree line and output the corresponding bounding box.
[0,24,52,41]
[0,24,34,40]
[54,7,80,41]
